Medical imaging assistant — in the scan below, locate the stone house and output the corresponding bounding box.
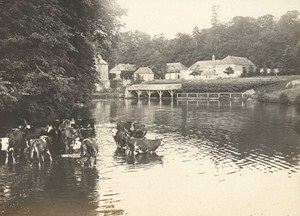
[165,62,188,79]
[187,55,256,79]
[134,67,155,81]
[94,55,110,91]
[109,63,137,80]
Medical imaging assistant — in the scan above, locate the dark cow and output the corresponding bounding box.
[79,127,95,140]
[28,135,52,167]
[75,118,95,129]
[131,122,147,138]
[112,129,129,149]
[47,125,64,155]
[127,137,163,155]
[6,130,27,160]
[79,138,98,167]
[23,125,49,145]
[116,121,135,135]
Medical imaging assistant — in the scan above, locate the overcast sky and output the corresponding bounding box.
[116,0,300,38]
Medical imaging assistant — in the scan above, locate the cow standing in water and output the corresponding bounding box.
[28,135,52,167]
[74,138,98,167]
[113,121,148,148]
[6,130,27,162]
[0,137,14,164]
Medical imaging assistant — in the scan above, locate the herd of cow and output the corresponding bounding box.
[0,118,97,167]
[0,119,163,168]
[112,121,163,155]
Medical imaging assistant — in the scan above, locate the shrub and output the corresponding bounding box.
[279,93,290,104]
[294,94,300,105]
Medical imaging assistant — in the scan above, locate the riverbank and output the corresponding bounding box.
[95,76,300,104]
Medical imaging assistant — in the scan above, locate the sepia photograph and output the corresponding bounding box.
[0,0,300,215]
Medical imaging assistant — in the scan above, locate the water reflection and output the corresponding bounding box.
[1,100,300,216]
[114,148,163,166]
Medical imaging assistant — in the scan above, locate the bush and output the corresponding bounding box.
[279,93,290,104]
[294,94,300,105]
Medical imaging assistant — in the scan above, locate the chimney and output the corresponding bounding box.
[212,54,215,61]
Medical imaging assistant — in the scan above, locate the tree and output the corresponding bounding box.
[262,66,268,76]
[0,0,124,118]
[247,65,255,77]
[224,67,234,75]
[189,70,203,78]
[241,67,247,77]
[279,46,295,75]
[211,5,220,27]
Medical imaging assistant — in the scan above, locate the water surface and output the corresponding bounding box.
[1,99,300,216]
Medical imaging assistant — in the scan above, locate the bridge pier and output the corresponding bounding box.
[168,90,175,100]
[146,90,154,100]
[157,90,163,100]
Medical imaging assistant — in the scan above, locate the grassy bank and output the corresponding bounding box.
[145,76,300,104]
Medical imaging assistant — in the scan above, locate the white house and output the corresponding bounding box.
[188,55,256,79]
[165,62,187,79]
[109,63,136,80]
[134,67,155,81]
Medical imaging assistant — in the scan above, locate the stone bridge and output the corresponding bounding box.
[125,84,182,99]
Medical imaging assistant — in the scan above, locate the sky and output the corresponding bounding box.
[116,0,300,38]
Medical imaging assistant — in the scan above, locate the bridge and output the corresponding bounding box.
[125,84,182,99]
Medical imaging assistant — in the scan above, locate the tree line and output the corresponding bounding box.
[107,10,300,78]
[0,0,124,118]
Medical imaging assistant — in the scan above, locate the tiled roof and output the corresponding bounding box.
[219,56,255,66]
[98,59,108,65]
[189,60,222,70]
[189,55,255,70]
[166,63,188,73]
[134,67,154,74]
[110,64,136,72]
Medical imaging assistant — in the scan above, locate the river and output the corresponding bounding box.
[0,99,300,216]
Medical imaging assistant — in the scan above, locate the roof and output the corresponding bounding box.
[189,55,255,70]
[189,60,222,70]
[98,59,108,65]
[110,64,136,72]
[95,55,108,65]
[134,67,154,75]
[219,56,255,66]
[166,63,188,73]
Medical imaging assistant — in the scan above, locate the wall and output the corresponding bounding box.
[165,73,181,79]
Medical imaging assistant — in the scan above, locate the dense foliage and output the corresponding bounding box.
[108,11,300,77]
[0,0,123,118]
[181,77,294,93]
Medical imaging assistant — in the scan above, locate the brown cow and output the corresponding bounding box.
[127,137,163,155]
[29,135,52,167]
[80,138,98,167]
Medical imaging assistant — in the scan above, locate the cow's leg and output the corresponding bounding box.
[36,149,41,167]
[30,147,35,162]
[46,150,52,162]
[93,156,97,165]
[5,151,9,164]
[11,149,16,164]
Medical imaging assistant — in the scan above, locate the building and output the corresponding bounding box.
[187,55,256,79]
[95,55,109,81]
[94,55,109,91]
[165,63,188,79]
[134,67,155,81]
[109,63,136,80]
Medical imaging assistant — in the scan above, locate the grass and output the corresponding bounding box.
[139,75,300,104]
